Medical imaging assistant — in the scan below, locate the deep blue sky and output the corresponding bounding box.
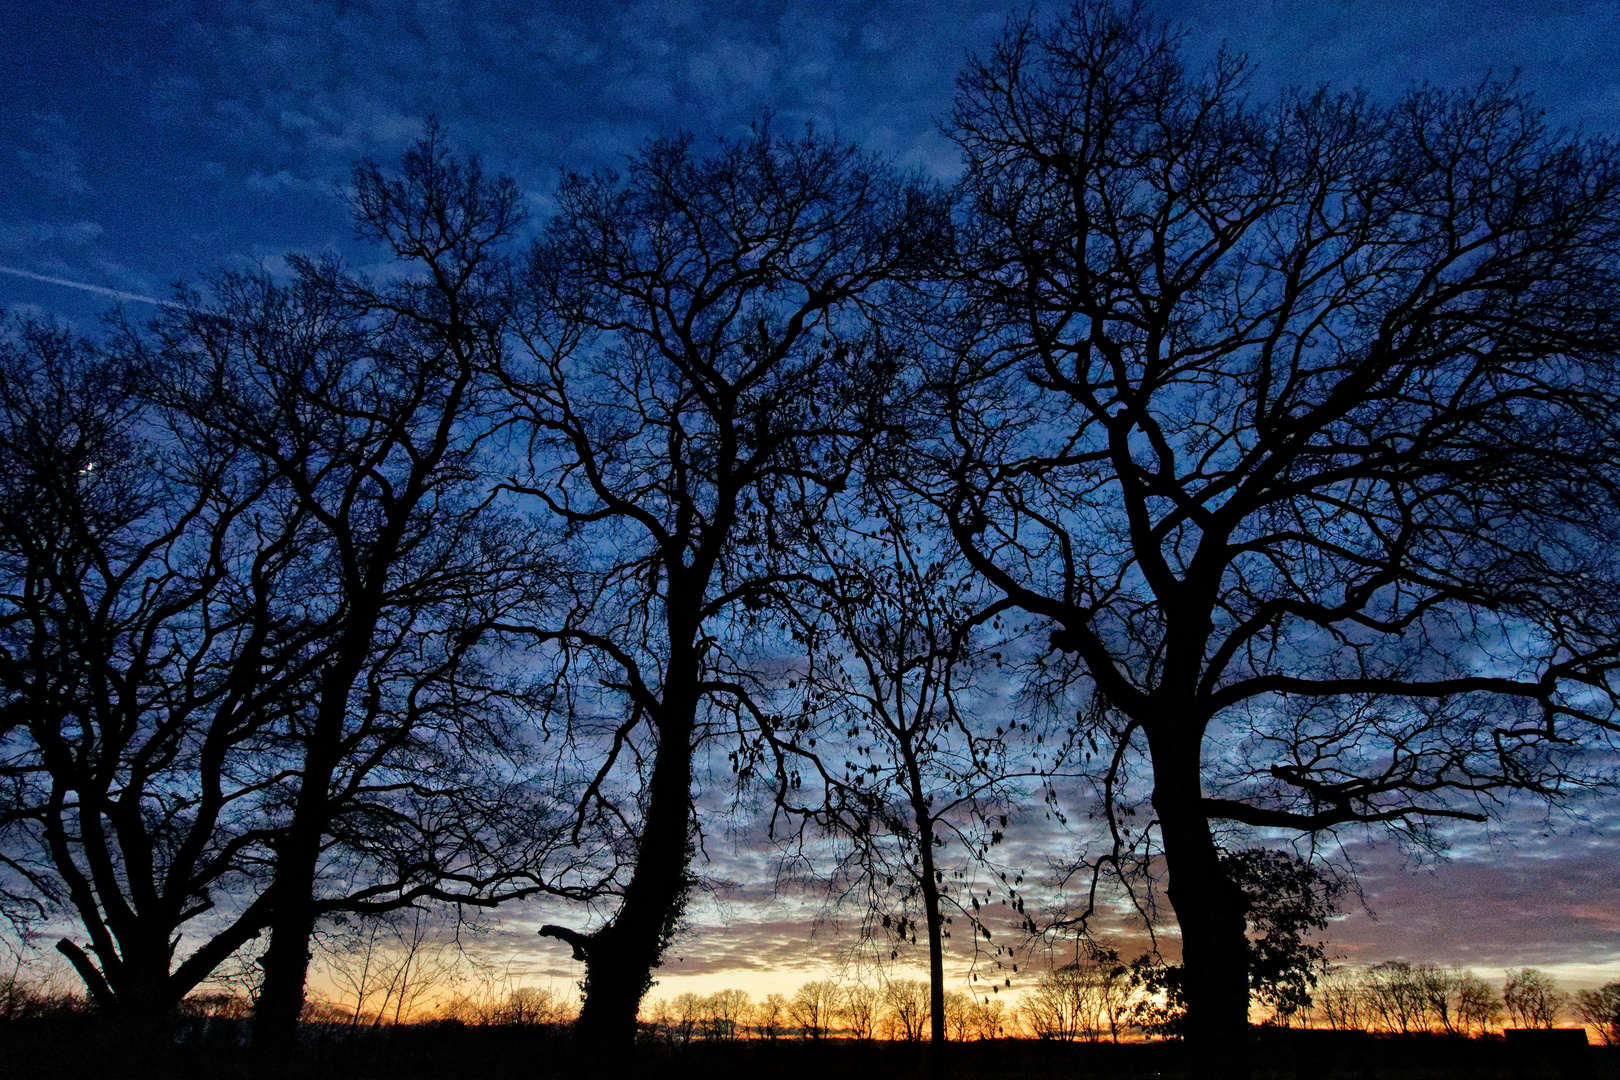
[4,0,1618,993]
[5,1,1619,326]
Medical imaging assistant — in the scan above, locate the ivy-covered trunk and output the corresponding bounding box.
[561,695,697,1049]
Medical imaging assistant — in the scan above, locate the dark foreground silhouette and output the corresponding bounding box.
[2,1019,1614,1080]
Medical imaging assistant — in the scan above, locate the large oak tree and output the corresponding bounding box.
[941,2,1620,1069]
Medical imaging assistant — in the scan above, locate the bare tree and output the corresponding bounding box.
[788,979,839,1040]
[1412,963,1502,1036]
[1504,967,1567,1029]
[500,122,947,1047]
[313,905,457,1027]
[498,985,575,1027]
[966,994,1009,1039]
[940,1,1620,1068]
[1088,946,1134,1041]
[840,980,881,1040]
[0,317,291,1027]
[129,131,597,1050]
[753,991,788,1040]
[1314,965,1367,1031]
[1455,970,1502,1036]
[764,485,1053,1049]
[705,987,751,1039]
[883,977,931,1041]
[1573,982,1620,1045]
[1020,966,1086,1041]
[942,990,973,1040]
[1019,945,1129,1041]
[1363,962,1428,1034]
[670,991,705,1045]
[1409,964,1459,1034]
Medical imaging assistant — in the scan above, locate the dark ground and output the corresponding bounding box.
[1,1019,1614,1080]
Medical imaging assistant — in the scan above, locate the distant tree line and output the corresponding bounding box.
[5,939,1619,1047]
[4,3,1620,1074]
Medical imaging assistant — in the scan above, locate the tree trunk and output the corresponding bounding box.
[252,875,319,1052]
[917,822,947,1049]
[58,937,176,1043]
[252,666,350,1053]
[251,821,325,1051]
[917,819,948,1080]
[569,711,695,1050]
[1151,738,1251,1080]
[55,939,117,1013]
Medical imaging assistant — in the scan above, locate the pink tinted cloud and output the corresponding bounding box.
[1324,841,1620,978]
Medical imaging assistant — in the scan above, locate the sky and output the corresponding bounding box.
[4,0,1618,1003]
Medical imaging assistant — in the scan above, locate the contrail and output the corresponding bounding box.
[0,264,180,308]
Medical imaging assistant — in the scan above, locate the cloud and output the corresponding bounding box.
[1156,0,1620,132]
[1326,831,1620,982]
[12,113,92,196]
[0,220,104,252]
[244,168,322,195]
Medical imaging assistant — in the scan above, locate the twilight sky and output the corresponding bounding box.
[4,0,1618,1000]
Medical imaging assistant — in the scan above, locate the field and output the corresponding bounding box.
[3,1020,1615,1080]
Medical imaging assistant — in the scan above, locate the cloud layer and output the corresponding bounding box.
[5,1,1617,324]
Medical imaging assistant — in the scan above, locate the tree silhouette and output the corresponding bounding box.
[882,977,930,1041]
[753,991,789,1040]
[1573,981,1620,1045]
[0,316,292,1028]
[763,483,1052,1050]
[839,981,881,1040]
[1504,967,1567,1029]
[1228,848,1341,1021]
[499,122,947,1048]
[6,131,598,1043]
[941,1,1620,1070]
[136,131,588,1052]
[789,978,839,1039]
